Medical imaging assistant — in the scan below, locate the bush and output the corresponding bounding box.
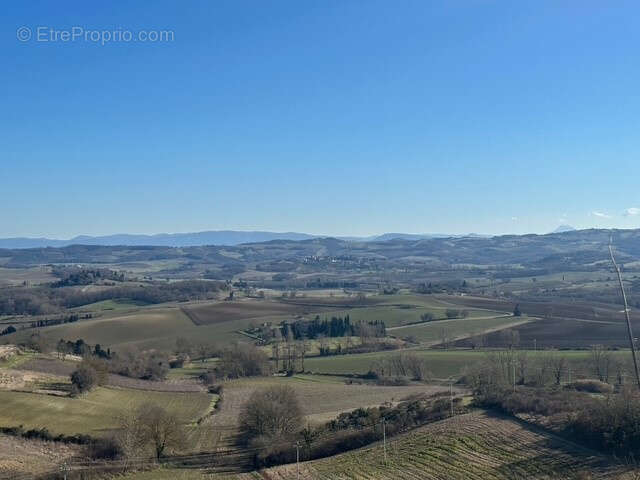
[70,361,104,395]
[86,437,123,460]
[208,384,223,394]
[566,388,640,455]
[0,425,93,445]
[169,357,185,369]
[199,372,217,385]
[420,313,434,322]
[376,376,410,386]
[445,309,461,319]
[567,379,614,394]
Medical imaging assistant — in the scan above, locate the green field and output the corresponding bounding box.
[71,298,150,312]
[305,349,490,377]
[319,303,504,329]
[0,387,212,436]
[304,348,633,378]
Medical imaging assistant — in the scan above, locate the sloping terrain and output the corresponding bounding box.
[240,412,631,480]
[117,411,635,480]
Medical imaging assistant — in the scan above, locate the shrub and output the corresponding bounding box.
[86,437,123,460]
[420,313,434,322]
[567,379,614,394]
[70,361,105,395]
[169,357,185,369]
[199,372,217,385]
[376,376,410,386]
[208,384,223,394]
[445,309,461,319]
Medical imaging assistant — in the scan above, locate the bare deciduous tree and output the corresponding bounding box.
[551,355,567,385]
[500,329,520,350]
[590,345,612,383]
[239,385,303,443]
[138,404,185,460]
[117,403,185,461]
[440,328,451,350]
[115,411,148,468]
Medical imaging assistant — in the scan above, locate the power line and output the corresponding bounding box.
[609,234,640,389]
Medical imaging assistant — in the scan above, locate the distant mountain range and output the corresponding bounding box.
[0,231,316,249]
[551,225,576,233]
[2,228,639,271]
[0,228,575,249]
[0,230,496,249]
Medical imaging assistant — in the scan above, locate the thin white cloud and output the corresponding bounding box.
[591,211,611,219]
[624,207,640,217]
[511,217,518,221]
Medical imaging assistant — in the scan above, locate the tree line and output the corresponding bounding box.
[0,279,227,316]
[51,266,126,287]
[285,315,386,340]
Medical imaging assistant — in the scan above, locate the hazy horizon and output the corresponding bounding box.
[0,223,625,243]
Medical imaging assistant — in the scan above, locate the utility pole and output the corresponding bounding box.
[295,441,300,480]
[60,462,69,480]
[449,378,454,417]
[609,235,640,389]
[382,417,387,465]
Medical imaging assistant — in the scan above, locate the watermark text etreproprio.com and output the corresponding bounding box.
[16,26,175,45]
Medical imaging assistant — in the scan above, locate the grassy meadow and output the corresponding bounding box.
[304,348,635,378]
[0,387,212,436]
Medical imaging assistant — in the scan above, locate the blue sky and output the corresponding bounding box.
[2,1,640,238]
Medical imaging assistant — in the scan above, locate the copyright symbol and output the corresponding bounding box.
[16,26,32,42]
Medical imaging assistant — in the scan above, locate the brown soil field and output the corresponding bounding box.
[458,317,633,349]
[439,294,638,324]
[442,294,640,348]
